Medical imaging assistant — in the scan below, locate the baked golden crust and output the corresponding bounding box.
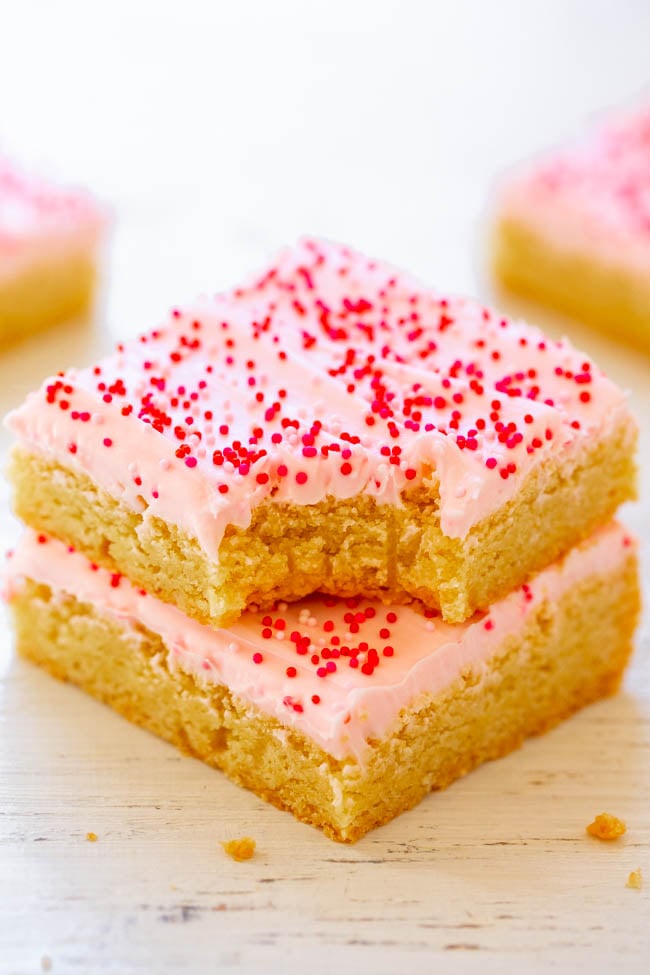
[0,252,97,348]
[493,217,650,355]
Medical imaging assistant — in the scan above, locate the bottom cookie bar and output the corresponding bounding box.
[6,524,639,842]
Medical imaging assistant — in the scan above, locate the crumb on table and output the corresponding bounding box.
[586,812,627,841]
[41,956,52,972]
[85,831,98,842]
[626,868,643,890]
[221,837,256,861]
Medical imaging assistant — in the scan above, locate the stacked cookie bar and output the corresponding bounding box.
[5,238,640,841]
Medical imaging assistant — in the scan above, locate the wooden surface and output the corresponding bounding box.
[0,2,648,972]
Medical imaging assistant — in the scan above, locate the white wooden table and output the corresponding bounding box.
[0,3,648,972]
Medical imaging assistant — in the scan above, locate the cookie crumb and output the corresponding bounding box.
[86,831,98,843]
[221,837,256,861]
[586,813,626,841]
[626,868,643,890]
[41,956,52,972]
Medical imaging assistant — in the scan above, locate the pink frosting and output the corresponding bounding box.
[0,157,104,284]
[497,106,650,275]
[6,238,633,552]
[5,523,636,763]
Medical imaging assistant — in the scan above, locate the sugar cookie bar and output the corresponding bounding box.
[6,523,639,842]
[7,239,637,625]
[493,106,650,352]
[0,158,104,347]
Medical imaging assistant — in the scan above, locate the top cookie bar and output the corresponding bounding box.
[7,238,637,625]
[493,106,650,350]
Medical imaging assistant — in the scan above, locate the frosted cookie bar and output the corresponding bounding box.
[7,239,637,625]
[6,523,639,842]
[0,158,104,346]
[493,106,650,352]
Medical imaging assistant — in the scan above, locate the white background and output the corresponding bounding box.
[0,2,648,973]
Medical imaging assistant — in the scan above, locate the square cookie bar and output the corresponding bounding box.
[7,239,636,625]
[0,158,104,347]
[493,106,650,352]
[6,523,639,842]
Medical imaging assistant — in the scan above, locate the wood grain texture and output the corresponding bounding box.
[0,2,649,972]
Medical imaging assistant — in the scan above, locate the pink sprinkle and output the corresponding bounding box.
[252,652,263,664]
[103,438,113,447]
[295,471,308,485]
